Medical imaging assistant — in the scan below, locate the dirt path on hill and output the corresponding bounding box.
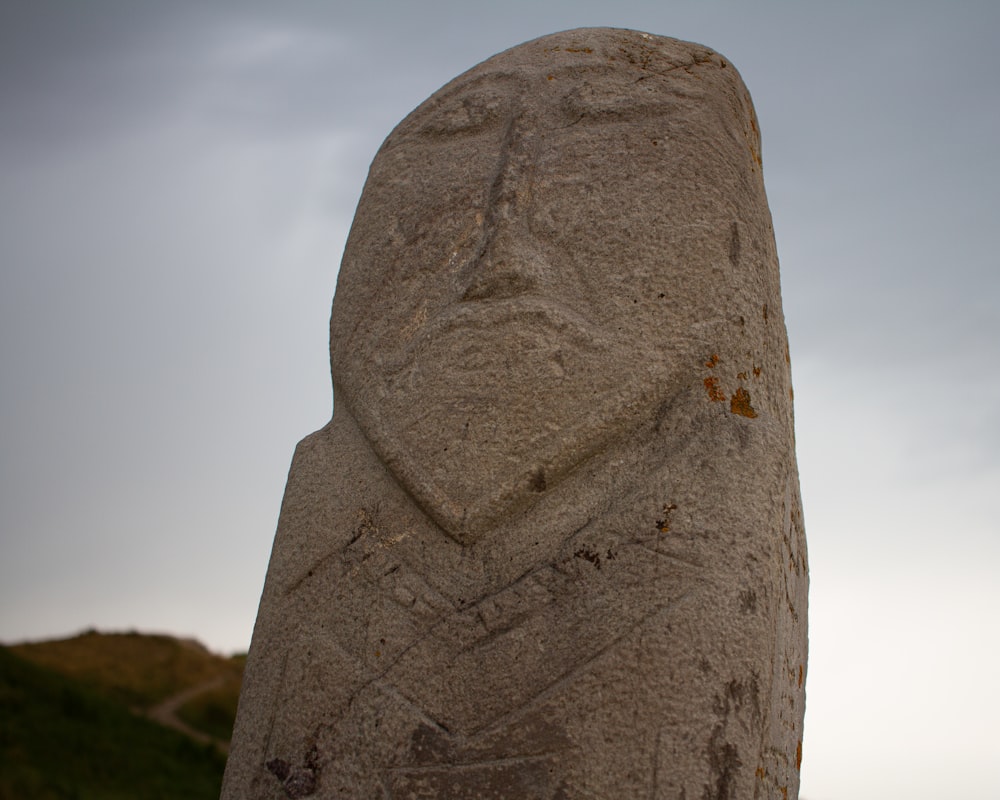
[146,675,230,753]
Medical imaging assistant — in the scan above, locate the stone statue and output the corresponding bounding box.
[223,28,807,800]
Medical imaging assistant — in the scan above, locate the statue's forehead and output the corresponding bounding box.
[392,59,705,140]
[430,58,676,102]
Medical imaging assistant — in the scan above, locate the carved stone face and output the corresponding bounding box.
[330,31,762,542]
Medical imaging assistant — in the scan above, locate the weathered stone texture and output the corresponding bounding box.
[223,28,807,800]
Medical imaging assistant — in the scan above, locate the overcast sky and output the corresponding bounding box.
[1,2,997,798]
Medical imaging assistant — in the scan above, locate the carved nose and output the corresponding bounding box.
[460,118,547,302]
[461,218,543,301]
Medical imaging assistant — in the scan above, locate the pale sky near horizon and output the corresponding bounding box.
[1,2,998,798]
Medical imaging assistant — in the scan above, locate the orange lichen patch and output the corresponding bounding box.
[752,365,761,378]
[762,303,769,321]
[704,353,719,368]
[780,787,788,800]
[704,376,726,402]
[737,371,747,381]
[730,387,757,418]
[564,47,594,53]
[755,767,767,780]
[547,74,555,81]
[796,740,803,770]
[798,664,803,687]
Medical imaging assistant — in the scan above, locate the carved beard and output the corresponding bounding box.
[346,292,655,544]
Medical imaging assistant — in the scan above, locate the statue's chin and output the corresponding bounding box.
[339,301,654,543]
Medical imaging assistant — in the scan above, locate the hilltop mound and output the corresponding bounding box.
[10,628,244,714]
[0,643,229,800]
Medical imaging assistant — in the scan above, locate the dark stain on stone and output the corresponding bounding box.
[704,726,741,800]
[724,675,762,725]
[655,503,678,533]
[531,468,547,492]
[283,769,317,799]
[574,547,601,569]
[266,750,319,799]
[728,221,740,266]
[347,506,378,546]
[738,589,757,613]
[703,728,743,800]
[409,723,454,765]
[266,758,290,781]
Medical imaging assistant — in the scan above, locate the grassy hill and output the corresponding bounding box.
[10,629,244,716]
[1,630,245,800]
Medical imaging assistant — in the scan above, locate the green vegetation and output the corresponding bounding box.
[0,645,227,800]
[11,630,243,712]
[176,663,244,742]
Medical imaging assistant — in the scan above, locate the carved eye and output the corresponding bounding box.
[418,91,508,136]
[560,81,636,120]
[560,79,698,122]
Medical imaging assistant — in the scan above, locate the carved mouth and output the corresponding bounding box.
[388,294,606,375]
